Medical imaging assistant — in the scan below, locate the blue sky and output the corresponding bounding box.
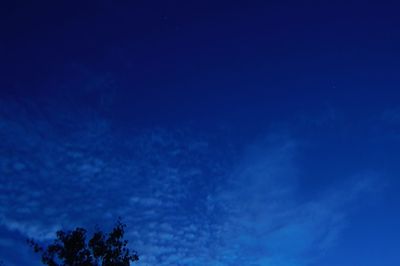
[1,1,400,265]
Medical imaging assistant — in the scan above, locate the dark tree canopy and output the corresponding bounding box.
[28,220,139,266]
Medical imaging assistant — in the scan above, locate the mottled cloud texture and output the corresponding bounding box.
[0,99,374,266]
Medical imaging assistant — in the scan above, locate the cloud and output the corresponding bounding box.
[207,137,378,266]
[0,99,378,266]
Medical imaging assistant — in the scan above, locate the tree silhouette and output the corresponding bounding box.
[28,220,139,266]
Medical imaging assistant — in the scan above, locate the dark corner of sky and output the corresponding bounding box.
[1,0,400,265]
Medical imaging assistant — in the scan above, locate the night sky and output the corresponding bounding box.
[1,1,400,265]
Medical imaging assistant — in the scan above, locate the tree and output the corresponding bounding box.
[28,220,139,266]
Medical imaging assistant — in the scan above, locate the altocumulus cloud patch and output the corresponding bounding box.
[0,100,375,266]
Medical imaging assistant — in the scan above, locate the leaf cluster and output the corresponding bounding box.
[28,221,138,266]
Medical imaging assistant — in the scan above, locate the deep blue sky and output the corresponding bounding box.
[1,1,400,265]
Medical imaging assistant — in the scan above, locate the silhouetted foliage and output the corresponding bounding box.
[28,220,138,266]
